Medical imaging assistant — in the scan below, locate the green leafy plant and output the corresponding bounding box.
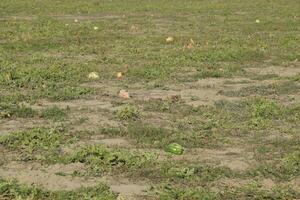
[116,104,139,120]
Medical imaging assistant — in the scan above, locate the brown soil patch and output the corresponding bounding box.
[35,98,114,111]
[216,178,252,188]
[157,147,253,171]
[0,161,149,197]
[0,119,46,136]
[110,183,147,195]
[290,178,300,191]
[130,77,281,106]
[61,137,133,155]
[39,52,98,62]
[246,66,300,77]
[0,162,101,191]
[261,178,276,189]
[107,177,148,199]
[132,86,240,106]
[96,138,132,147]
[54,14,122,21]
[69,111,119,132]
[0,16,37,21]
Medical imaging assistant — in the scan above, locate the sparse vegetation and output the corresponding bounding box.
[0,178,116,200]
[0,0,299,199]
[0,103,36,119]
[66,145,157,176]
[41,106,68,121]
[116,104,139,121]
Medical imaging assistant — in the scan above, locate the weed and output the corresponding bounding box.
[153,184,219,200]
[248,98,281,127]
[41,106,68,121]
[0,103,36,119]
[0,178,116,200]
[67,145,157,176]
[116,104,139,120]
[0,128,69,162]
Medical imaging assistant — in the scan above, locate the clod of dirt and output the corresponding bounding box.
[119,90,130,99]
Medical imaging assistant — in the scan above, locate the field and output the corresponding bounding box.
[0,0,300,199]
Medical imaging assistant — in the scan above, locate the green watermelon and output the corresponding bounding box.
[165,143,184,155]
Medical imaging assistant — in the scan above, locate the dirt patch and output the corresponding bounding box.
[83,77,281,107]
[132,87,240,106]
[110,184,147,195]
[0,162,101,191]
[277,94,300,105]
[157,147,253,171]
[130,77,279,106]
[39,52,98,62]
[96,138,132,147]
[0,119,46,136]
[142,112,172,128]
[245,66,300,77]
[54,14,122,21]
[290,178,300,191]
[261,178,276,189]
[35,98,114,111]
[216,178,252,188]
[69,111,119,133]
[220,160,249,171]
[0,161,149,198]
[107,177,148,199]
[0,16,37,21]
